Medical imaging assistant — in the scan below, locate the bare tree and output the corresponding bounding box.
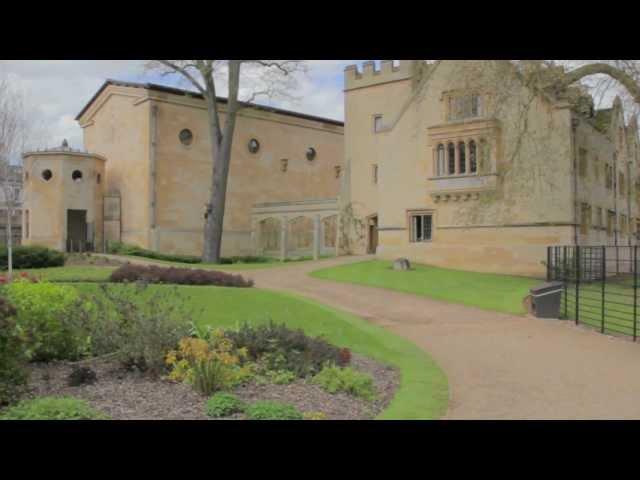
[145,60,307,263]
[0,74,46,280]
[0,77,26,280]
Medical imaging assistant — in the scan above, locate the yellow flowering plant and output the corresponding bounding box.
[165,329,255,389]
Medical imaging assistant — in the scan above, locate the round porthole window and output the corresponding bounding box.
[306,147,316,161]
[72,170,83,182]
[42,169,53,181]
[248,138,260,154]
[179,129,194,146]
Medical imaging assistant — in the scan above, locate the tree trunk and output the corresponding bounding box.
[201,61,241,264]
[202,93,222,263]
[7,205,12,282]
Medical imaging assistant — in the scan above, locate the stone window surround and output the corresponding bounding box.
[373,114,384,133]
[434,138,488,177]
[444,92,483,122]
[428,118,500,180]
[407,209,435,243]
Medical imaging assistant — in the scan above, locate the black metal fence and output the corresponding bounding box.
[547,245,638,341]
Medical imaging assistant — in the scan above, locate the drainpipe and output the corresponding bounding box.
[627,158,632,246]
[571,117,579,246]
[614,151,618,247]
[149,103,158,250]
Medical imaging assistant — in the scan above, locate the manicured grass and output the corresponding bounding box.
[562,281,638,338]
[311,260,540,315]
[71,283,449,420]
[12,255,334,282]
[106,254,335,271]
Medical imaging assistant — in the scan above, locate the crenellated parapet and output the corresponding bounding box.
[344,60,417,91]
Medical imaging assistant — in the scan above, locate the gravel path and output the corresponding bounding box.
[229,255,640,420]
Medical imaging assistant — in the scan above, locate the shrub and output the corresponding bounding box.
[246,401,303,420]
[107,242,203,264]
[192,359,239,396]
[255,368,296,385]
[220,255,272,265]
[0,245,65,270]
[0,297,28,406]
[303,411,327,420]
[0,396,109,420]
[338,348,352,367]
[166,330,253,392]
[4,280,88,361]
[67,366,97,387]
[109,264,253,287]
[75,284,192,374]
[205,392,246,418]
[226,321,343,378]
[311,365,376,401]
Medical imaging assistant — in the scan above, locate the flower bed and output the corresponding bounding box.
[14,352,398,420]
[0,276,400,420]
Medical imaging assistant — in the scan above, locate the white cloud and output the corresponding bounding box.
[0,60,360,150]
[0,60,146,149]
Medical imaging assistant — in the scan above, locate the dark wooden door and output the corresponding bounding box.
[67,209,87,252]
[368,216,378,254]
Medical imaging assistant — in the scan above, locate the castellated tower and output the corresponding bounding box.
[344,60,418,91]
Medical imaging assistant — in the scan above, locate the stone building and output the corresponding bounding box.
[21,63,640,277]
[341,60,640,277]
[22,80,344,258]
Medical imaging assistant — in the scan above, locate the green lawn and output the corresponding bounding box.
[71,283,449,420]
[16,266,116,282]
[562,281,639,338]
[311,260,540,315]
[13,254,335,282]
[105,254,335,271]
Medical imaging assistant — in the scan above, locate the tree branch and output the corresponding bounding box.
[156,60,206,95]
[561,63,640,105]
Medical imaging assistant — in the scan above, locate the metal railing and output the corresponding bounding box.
[547,245,639,341]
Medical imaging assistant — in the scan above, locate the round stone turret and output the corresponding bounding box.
[22,145,106,252]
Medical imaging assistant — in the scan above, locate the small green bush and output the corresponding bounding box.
[226,321,345,378]
[76,284,192,374]
[312,365,376,401]
[246,401,303,420]
[205,393,246,418]
[0,245,65,270]
[106,241,202,264]
[303,411,327,420]
[4,280,88,361]
[109,264,253,287]
[105,242,282,266]
[255,369,296,385]
[0,396,109,420]
[0,297,28,406]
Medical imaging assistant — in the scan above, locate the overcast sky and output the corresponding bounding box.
[0,60,364,150]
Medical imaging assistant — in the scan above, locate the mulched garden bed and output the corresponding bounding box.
[21,354,400,420]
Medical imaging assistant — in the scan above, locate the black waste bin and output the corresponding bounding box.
[530,281,564,319]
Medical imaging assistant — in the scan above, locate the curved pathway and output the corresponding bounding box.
[237,255,640,420]
[100,253,640,419]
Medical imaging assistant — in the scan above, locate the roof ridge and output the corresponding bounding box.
[76,79,344,126]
